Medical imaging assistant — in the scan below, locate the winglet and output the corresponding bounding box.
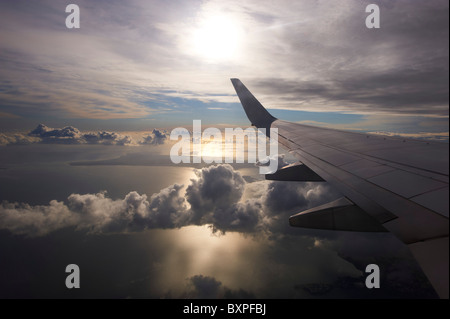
[231,78,277,132]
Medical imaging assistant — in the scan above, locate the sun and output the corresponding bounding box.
[191,16,242,62]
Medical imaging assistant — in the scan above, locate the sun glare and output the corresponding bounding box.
[192,16,242,62]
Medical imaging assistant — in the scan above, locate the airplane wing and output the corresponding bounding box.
[231,78,449,298]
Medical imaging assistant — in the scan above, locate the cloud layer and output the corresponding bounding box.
[29,124,134,145]
[0,124,169,146]
[0,163,339,237]
[0,0,447,126]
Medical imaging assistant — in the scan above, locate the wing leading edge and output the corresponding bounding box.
[230,78,449,298]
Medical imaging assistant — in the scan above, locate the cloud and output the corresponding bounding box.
[183,275,255,299]
[147,184,189,229]
[1,124,172,146]
[83,131,133,146]
[0,133,39,146]
[243,0,449,117]
[0,159,437,298]
[263,181,337,214]
[0,0,447,127]
[254,69,449,116]
[185,164,246,220]
[182,164,269,233]
[0,163,337,237]
[209,199,264,234]
[0,184,188,236]
[28,124,84,144]
[255,153,290,173]
[367,131,450,142]
[185,275,222,299]
[28,124,135,145]
[139,129,168,145]
[0,200,78,237]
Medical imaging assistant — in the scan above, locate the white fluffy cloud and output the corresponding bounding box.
[0,185,187,237]
[0,200,78,237]
[0,163,336,237]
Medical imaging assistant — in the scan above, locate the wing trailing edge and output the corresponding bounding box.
[265,162,325,182]
[289,197,388,232]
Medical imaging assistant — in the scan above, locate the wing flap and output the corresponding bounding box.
[289,197,388,232]
[265,162,325,181]
[409,237,449,299]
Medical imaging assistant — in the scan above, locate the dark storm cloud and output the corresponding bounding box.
[0,163,336,237]
[183,275,255,299]
[185,275,222,299]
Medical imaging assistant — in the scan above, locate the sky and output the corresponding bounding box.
[0,0,448,299]
[0,0,448,135]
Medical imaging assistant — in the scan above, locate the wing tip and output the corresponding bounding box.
[230,78,277,130]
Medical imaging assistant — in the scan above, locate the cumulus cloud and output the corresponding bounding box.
[0,200,78,237]
[263,181,336,214]
[209,199,264,234]
[0,133,39,146]
[28,124,135,145]
[82,131,133,146]
[255,153,290,172]
[1,124,172,146]
[0,163,337,237]
[139,129,168,145]
[186,164,246,220]
[0,184,187,237]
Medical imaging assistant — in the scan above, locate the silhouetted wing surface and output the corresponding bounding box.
[231,78,449,298]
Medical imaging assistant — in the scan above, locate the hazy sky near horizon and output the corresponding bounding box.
[0,0,448,135]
